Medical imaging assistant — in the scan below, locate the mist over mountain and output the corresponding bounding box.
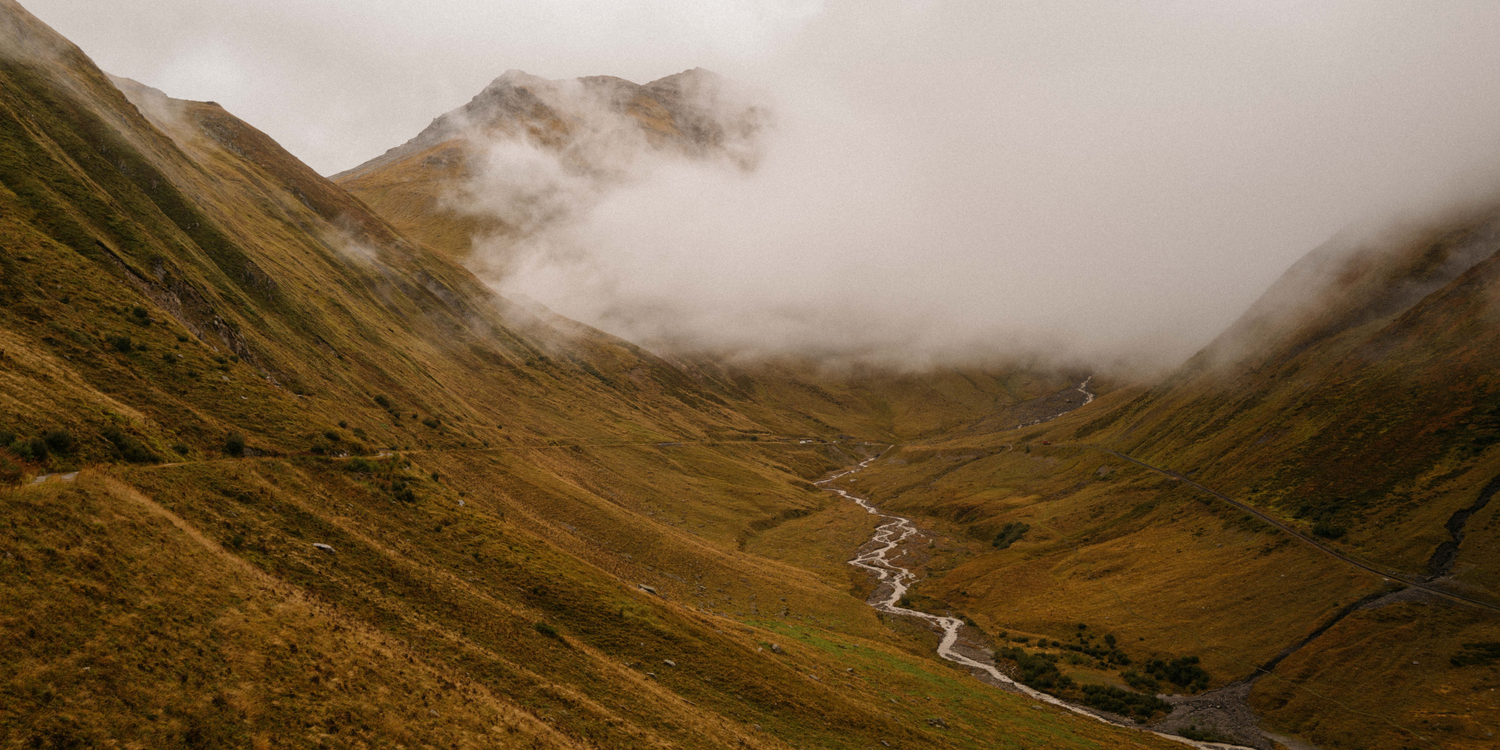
[35,0,1500,372]
[7,2,1500,749]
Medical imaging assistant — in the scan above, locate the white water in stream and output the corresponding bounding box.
[816,447,1250,750]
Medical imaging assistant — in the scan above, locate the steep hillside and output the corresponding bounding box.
[0,3,1178,749]
[1086,211,1500,588]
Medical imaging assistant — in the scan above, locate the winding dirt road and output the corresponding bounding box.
[816,456,1252,750]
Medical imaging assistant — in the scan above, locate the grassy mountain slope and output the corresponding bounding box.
[0,2,1175,748]
[1088,214,1500,591]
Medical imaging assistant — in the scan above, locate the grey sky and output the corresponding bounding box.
[23,0,1500,367]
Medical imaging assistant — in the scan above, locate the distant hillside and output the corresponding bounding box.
[1084,208,1500,584]
[335,67,767,263]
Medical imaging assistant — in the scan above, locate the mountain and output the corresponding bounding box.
[0,2,1172,749]
[826,212,1500,749]
[1097,209,1500,579]
[335,67,767,264]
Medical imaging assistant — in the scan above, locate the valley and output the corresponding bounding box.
[2,1,1500,748]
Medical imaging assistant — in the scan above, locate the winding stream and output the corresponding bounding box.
[816,451,1250,750]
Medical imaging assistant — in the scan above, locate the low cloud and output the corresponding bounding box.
[33,0,1500,374]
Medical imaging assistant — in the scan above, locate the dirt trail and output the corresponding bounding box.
[1104,450,1500,614]
[25,471,79,486]
[817,456,1253,750]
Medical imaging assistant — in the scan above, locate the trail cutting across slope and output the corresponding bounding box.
[1104,450,1500,614]
[816,456,1251,750]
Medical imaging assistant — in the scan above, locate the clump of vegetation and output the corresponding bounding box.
[1078,684,1172,723]
[129,305,150,325]
[996,645,1073,690]
[223,432,246,457]
[996,644,1170,723]
[42,429,76,455]
[102,427,158,464]
[1121,670,1161,693]
[1312,521,1347,539]
[1144,656,1210,692]
[390,477,416,503]
[992,521,1030,549]
[0,454,22,484]
[1179,724,1236,743]
[1056,626,1132,665]
[1450,642,1500,667]
[107,334,133,353]
[534,622,559,638]
[421,416,440,429]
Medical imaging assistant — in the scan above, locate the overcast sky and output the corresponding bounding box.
[23,0,1500,368]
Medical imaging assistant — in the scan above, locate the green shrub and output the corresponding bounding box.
[1179,724,1235,743]
[997,646,1073,691]
[373,395,393,409]
[1121,670,1160,693]
[1145,656,1210,692]
[1078,684,1171,723]
[42,430,76,454]
[421,417,440,429]
[1312,521,1347,539]
[27,437,49,460]
[107,334,133,353]
[1451,642,1500,667]
[223,432,246,457]
[992,522,1030,549]
[344,457,376,474]
[102,427,158,464]
[533,622,559,638]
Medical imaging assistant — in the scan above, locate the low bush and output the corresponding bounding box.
[992,521,1030,549]
[1312,521,1347,539]
[42,430,76,454]
[1145,656,1210,692]
[1078,684,1171,723]
[102,427,158,464]
[1451,642,1500,667]
[223,432,245,457]
[1121,670,1160,693]
[996,646,1073,691]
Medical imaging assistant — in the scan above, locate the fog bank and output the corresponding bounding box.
[29,0,1500,370]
